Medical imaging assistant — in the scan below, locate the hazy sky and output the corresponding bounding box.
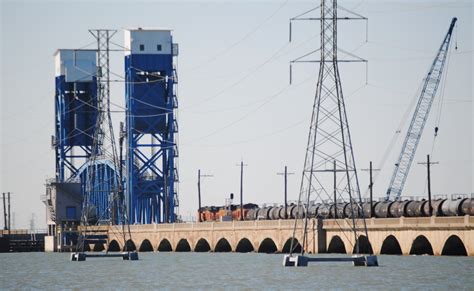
[1,0,472,228]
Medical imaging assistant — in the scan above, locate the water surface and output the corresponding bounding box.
[1,253,473,289]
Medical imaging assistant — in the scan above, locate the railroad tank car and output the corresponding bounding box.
[291,205,305,219]
[316,204,331,219]
[441,198,466,216]
[460,198,473,216]
[374,201,393,218]
[269,207,281,220]
[405,200,427,217]
[261,207,274,220]
[287,205,297,219]
[423,199,446,216]
[307,204,320,218]
[278,207,287,219]
[361,202,378,218]
[389,200,411,218]
[343,203,361,218]
[328,203,346,218]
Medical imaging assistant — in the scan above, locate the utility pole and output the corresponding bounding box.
[236,161,248,221]
[361,161,380,218]
[197,169,213,222]
[7,192,11,233]
[277,166,294,219]
[2,193,6,230]
[333,160,337,219]
[418,155,439,216]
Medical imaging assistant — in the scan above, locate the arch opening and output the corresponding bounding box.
[214,238,232,252]
[194,238,211,252]
[236,238,254,253]
[380,235,402,255]
[353,235,373,254]
[327,236,346,254]
[157,239,172,252]
[258,238,277,254]
[107,240,120,252]
[175,239,191,252]
[93,243,105,252]
[410,235,434,255]
[139,239,153,252]
[124,239,136,252]
[441,235,467,256]
[282,238,302,254]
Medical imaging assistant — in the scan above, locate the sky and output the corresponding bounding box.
[0,0,472,229]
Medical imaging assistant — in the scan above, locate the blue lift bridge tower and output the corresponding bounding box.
[53,48,118,224]
[54,49,98,182]
[124,28,179,224]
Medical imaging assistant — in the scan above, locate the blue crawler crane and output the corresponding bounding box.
[386,18,458,201]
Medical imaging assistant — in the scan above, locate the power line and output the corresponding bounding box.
[186,0,290,73]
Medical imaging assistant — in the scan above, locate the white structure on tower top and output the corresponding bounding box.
[124,28,178,56]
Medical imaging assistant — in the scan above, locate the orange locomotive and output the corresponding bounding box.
[198,203,258,222]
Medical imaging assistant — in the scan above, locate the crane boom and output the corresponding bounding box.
[386,17,457,201]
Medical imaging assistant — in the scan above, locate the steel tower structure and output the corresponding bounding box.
[124,29,179,224]
[54,49,98,182]
[289,0,368,254]
[82,29,123,224]
[74,29,135,258]
[385,18,457,201]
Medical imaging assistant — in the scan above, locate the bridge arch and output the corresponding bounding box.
[410,235,433,255]
[124,239,136,251]
[353,235,373,254]
[194,238,211,252]
[258,238,278,254]
[441,235,467,256]
[93,243,105,252]
[157,238,172,252]
[380,235,402,255]
[139,239,153,252]
[176,239,191,252]
[327,235,346,254]
[235,238,254,253]
[282,238,302,254]
[215,238,232,252]
[107,240,120,252]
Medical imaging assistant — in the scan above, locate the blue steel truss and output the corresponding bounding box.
[125,37,178,224]
[76,160,120,224]
[55,75,98,181]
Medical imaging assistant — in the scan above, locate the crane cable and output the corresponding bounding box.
[360,81,424,199]
[420,25,456,196]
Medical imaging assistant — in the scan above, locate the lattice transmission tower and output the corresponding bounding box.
[76,30,131,253]
[289,0,369,254]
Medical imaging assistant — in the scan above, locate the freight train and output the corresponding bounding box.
[198,198,473,222]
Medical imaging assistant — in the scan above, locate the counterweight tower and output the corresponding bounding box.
[54,49,98,182]
[124,29,179,224]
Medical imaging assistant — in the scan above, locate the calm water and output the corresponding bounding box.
[0,253,473,289]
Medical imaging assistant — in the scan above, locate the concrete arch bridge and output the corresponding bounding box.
[88,216,473,256]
